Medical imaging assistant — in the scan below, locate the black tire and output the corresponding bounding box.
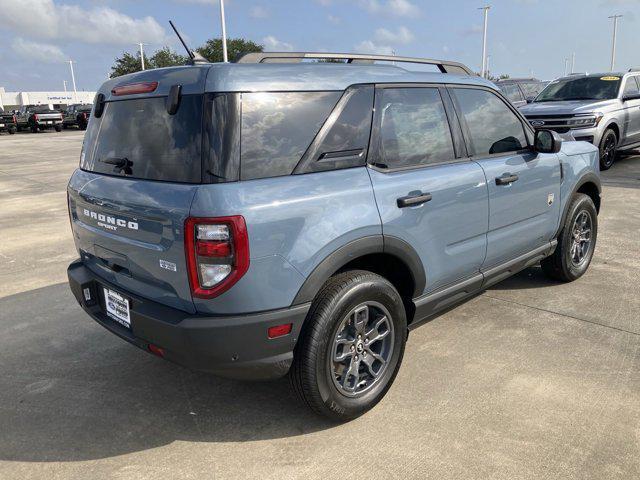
[289,270,407,421]
[78,122,87,131]
[8,127,16,135]
[598,128,617,170]
[30,126,38,133]
[54,125,62,132]
[542,193,598,282]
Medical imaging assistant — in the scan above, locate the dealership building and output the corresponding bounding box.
[0,87,96,111]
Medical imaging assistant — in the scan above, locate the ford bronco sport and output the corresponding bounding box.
[67,52,601,420]
[521,71,640,170]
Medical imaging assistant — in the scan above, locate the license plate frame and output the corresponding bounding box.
[103,287,131,329]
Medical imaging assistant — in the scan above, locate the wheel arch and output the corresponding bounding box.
[556,174,602,238]
[292,235,426,310]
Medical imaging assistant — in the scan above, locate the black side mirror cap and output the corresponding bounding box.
[94,93,105,118]
[535,129,562,154]
[166,85,182,115]
[526,96,535,103]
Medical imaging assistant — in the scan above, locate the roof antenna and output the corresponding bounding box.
[169,20,208,65]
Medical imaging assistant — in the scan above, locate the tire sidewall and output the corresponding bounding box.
[313,276,406,419]
[599,129,617,170]
[559,195,598,280]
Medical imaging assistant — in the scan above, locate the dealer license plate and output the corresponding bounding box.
[104,287,131,328]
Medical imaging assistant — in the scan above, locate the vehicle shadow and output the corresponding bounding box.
[488,266,560,291]
[0,283,334,463]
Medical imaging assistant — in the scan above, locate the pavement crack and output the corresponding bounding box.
[482,293,640,337]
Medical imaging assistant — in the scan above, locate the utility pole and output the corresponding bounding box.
[479,6,491,78]
[571,52,576,74]
[486,54,491,79]
[219,0,228,62]
[564,57,569,76]
[68,60,77,103]
[63,80,67,96]
[138,43,147,70]
[608,15,623,71]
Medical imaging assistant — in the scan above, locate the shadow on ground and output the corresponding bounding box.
[0,283,333,463]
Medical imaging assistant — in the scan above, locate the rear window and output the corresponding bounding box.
[81,95,203,183]
[240,91,341,180]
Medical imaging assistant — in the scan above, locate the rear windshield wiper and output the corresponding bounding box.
[100,157,133,174]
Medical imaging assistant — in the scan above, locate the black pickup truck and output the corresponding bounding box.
[15,105,63,133]
[62,104,92,130]
[0,110,17,134]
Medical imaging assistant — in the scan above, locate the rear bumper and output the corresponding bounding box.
[67,259,309,380]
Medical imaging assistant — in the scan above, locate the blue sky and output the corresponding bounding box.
[1,0,638,92]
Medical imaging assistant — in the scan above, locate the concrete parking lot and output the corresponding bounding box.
[1,130,639,479]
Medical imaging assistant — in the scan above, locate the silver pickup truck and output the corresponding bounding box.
[15,105,63,133]
[520,71,640,170]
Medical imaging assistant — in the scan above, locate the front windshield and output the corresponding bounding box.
[534,76,621,102]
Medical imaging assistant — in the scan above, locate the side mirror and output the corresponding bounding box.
[622,92,640,102]
[535,129,562,154]
[526,96,535,103]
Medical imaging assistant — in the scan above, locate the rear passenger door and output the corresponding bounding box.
[368,85,489,295]
[621,76,640,146]
[450,86,561,269]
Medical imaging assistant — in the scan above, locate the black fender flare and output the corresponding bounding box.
[292,235,426,305]
[555,173,602,238]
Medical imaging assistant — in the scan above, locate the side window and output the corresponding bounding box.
[375,87,455,169]
[452,88,528,156]
[240,91,341,180]
[296,85,374,174]
[623,77,640,95]
[501,84,523,103]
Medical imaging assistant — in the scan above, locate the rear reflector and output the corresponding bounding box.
[148,344,165,357]
[112,81,158,96]
[268,323,292,339]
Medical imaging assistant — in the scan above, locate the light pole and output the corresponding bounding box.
[68,60,77,103]
[219,0,228,62]
[479,5,491,78]
[571,52,576,74]
[138,43,147,70]
[564,57,569,76]
[608,15,623,71]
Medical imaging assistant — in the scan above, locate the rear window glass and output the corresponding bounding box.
[81,95,203,183]
[240,91,341,180]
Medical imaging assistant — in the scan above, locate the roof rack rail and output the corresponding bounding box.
[236,52,474,75]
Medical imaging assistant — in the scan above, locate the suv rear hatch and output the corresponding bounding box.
[67,67,211,313]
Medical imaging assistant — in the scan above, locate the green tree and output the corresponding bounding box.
[149,47,188,68]
[196,38,263,63]
[110,51,144,78]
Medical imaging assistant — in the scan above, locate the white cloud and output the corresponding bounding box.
[12,37,66,63]
[461,24,483,36]
[353,40,394,55]
[262,35,294,52]
[250,5,269,18]
[328,14,341,24]
[0,0,166,46]
[374,26,414,45]
[358,0,420,17]
[315,0,333,5]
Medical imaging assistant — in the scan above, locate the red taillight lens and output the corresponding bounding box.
[148,344,165,357]
[12,115,17,124]
[33,114,39,122]
[185,216,249,299]
[111,81,158,96]
[82,112,88,120]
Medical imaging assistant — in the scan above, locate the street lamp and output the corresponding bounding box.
[68,60,77,104]
[219,0,228,62]
[479,5,491,78]
[608,15,623,71]
[138,43,148,70]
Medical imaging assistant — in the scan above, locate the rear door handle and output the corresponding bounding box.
[397,192,432,208]
[495,173,519,186]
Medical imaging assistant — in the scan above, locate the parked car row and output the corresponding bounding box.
[0,103,92,134]
[497,69,640,170]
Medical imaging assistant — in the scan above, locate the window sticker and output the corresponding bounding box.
[600,76,620,81]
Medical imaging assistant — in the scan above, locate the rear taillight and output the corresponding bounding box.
[12,115,17,124]
[82,112,88,120]
[185,216,249,299]
[33,114,39,122]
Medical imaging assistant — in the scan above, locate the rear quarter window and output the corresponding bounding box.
[240,91,341,180]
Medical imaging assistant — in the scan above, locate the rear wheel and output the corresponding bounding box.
[598,128,617,170]
[54,125,62,132]
[78,121,87,131]
[289,270,407,421]
[30,125,38,133]
[542,193,597,282]
[8,127,16,135]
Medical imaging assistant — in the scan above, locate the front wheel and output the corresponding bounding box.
[598,128,617,170]
[542,193,598,282]
[289,270,407,421]
[54,125,62,132]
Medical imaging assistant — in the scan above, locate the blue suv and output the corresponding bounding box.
[67,53,601,420]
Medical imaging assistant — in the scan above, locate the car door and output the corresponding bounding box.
[449,86,561,269]
[621,76,640,146]
[367,85,489,295]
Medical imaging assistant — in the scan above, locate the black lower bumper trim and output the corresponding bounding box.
[68,259,310,380]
